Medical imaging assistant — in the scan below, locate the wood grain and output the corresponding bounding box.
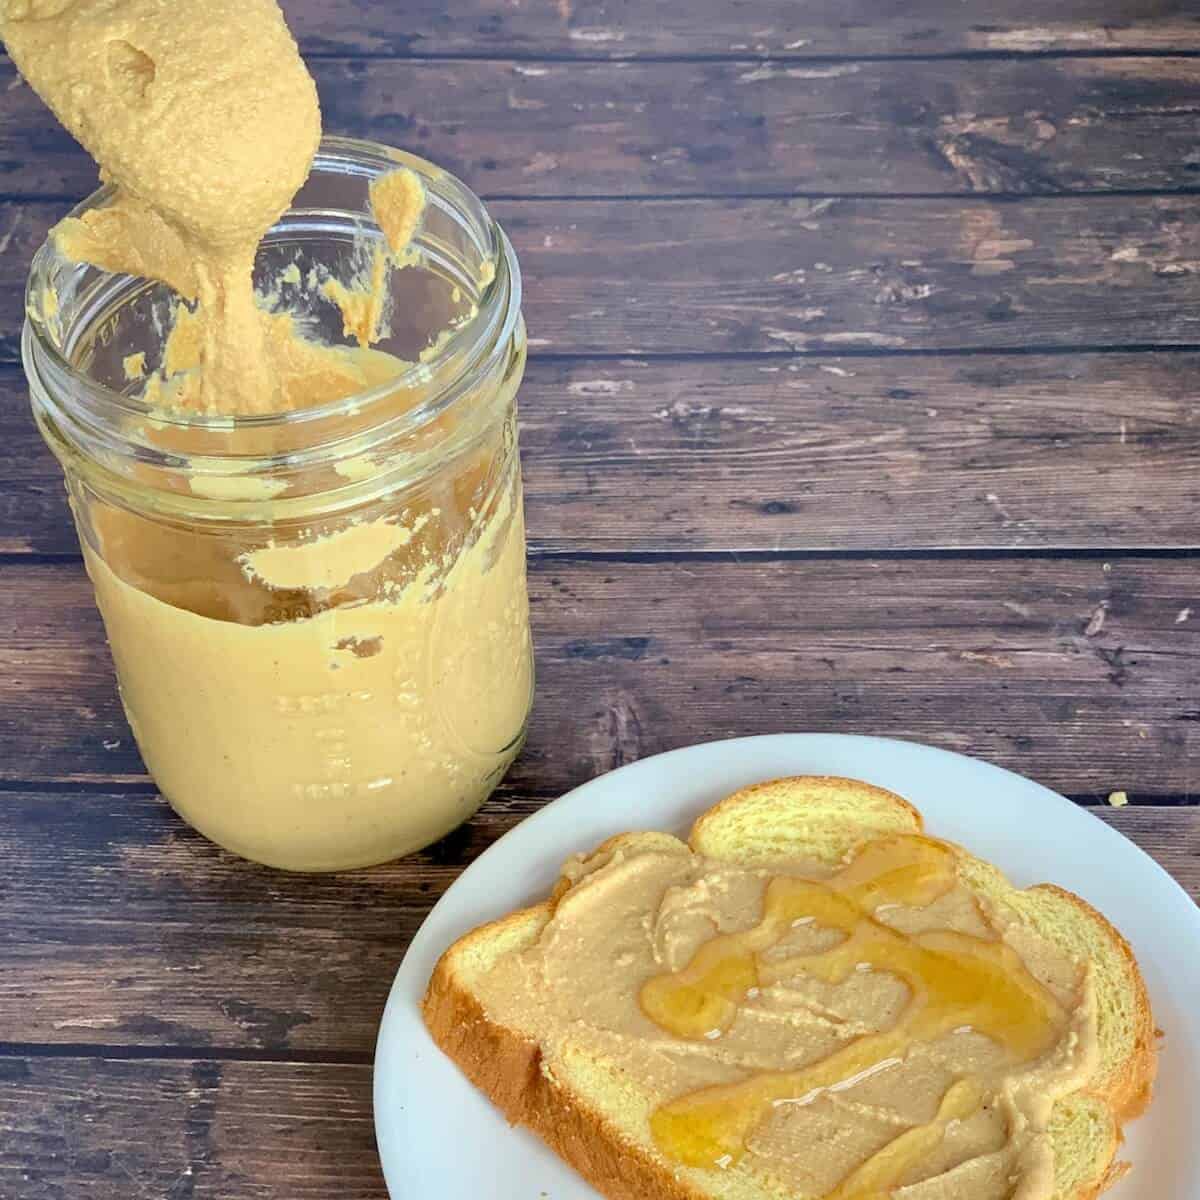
[0,791,521,1057]
[0,789,1192,1055]
[12,4,1192,65]
[4,195,1200,363]
[502,194,1200,354]
[6,56,1200,200]
[1,557,1196,798]
[0,1057,383,1200]
[5,352,1200,557]
[0,786,453,1054]
[283,1,1200,59]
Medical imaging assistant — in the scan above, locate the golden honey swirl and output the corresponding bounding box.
[640,835,1067,1195]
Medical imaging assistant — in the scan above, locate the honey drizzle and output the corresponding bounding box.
[826,1077,984,1200]
[639,835,1067,1194]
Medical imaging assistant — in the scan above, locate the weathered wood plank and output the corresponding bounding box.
[6,57,1200,199]
[3,196,1200,362]
[0,785,1192,1055]
[4,352,1200,557]
[7,2,1194,63]
[1,557,1196,798]
[0,786,458,1054]
[0,1057,383,1200]
[502,194,1200,354]
[271,1,1200,59]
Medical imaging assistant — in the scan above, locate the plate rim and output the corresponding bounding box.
[374,732,1199,1199]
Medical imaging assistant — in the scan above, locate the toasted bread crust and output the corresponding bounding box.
[424,932,715,1200]
[1027,883,1158,1120]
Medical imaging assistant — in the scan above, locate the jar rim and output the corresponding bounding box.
[22,135,522,440]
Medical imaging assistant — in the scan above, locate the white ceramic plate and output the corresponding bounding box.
[374,734,1198,1200]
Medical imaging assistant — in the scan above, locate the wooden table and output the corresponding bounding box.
[2,3,1199,1195]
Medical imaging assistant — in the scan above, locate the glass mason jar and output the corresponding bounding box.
[22,138,533,871]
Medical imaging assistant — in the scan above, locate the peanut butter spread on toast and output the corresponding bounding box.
[473,834,1099,1199]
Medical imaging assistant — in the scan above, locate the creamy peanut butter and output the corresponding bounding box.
[83,492,531,871]
[473,834,1099,1199]
[7,0,531,868]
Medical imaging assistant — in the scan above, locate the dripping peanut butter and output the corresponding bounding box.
[472,833,1098,1199]
[2,0,322,414]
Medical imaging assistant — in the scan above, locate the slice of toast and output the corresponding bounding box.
[423,776,1157,1200]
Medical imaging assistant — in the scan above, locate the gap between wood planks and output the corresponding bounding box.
[299,50,1200,65]
[8,48,1200,71]
[6,341,1200,384]
[0,778,1193,805]
[6,547,1200,569]
[6,190,1200,207]
[9,346,1200,366]
[0,1042,373,1065]
[439,190,1200,203]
